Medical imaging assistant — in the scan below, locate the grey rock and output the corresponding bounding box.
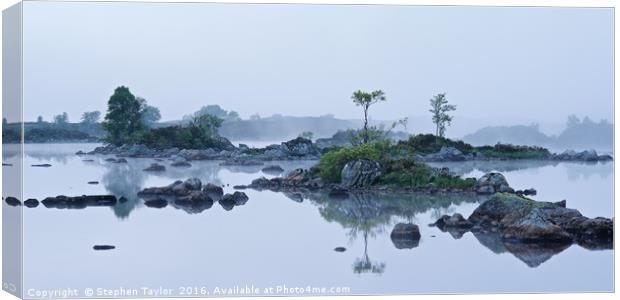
[390,223,421,249]
[475,172,512,195]
[341,159,381,188]
[24,198,39,208]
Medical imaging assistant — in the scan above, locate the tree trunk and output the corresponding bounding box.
[363,107,369,144]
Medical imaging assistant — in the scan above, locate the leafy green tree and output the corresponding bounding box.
[351,89,386,144]
[53,112,69,124]
[102,86,144,145]
[81,111,101,124]
[429,93,456,137]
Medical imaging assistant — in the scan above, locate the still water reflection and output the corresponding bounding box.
[2,144,613,294]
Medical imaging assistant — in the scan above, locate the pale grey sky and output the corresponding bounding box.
[22,1,613,135]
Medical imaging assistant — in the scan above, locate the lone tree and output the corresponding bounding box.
[429,93,456,137]
[81,111,101,124]
[102,86,144,145]
[351,89,386,144]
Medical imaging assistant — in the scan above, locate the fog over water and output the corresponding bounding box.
[21,2,613,138]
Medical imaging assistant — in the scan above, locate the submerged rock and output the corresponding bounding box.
[31,164,52,167]
[220,158,264,166]
[390,223,421,249]
[341,159,382,188]
[143,163,166,172]
[262,165,285,174]
[87,181,99,185]
[171,156,192,167]
[334,247,346,252]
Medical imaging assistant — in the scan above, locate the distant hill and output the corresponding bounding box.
[462,124,551,146]
[462,117,612,151]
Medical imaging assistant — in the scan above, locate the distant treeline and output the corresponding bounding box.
[462,116,613,150]
[2,121,104,143]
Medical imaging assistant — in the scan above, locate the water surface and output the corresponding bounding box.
[3,143,613,296]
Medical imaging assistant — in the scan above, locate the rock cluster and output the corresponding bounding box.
[552,149,613,161]
[138,178,249,212]
[432,193,612,249]
[82,137,322,162]
[420,146,612,162]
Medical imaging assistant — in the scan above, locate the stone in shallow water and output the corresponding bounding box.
[143,163,166,172]
[31,164,52,167]
[24,199,39,208]
[5,197,21,206]
[390,223,421,249]
[93,245,115,250]
[334,247,346,252]
[262,165,285,174]
[87,181,99,185]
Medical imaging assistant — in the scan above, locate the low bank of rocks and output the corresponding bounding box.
[236,166,516,197]
[431,193,613,249]
[79,137,321,161]
[420,146,613,162]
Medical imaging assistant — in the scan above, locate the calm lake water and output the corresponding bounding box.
[3,143,614,296]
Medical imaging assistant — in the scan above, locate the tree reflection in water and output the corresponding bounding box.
[301,191,483,275]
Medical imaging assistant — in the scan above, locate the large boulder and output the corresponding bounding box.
[465,193,613,246]
[424,146,466,161]
[475,172,513,194]
[390,223,421,249]
[281,137,320,157]
[500,208,573,243]
[340,159,382,188]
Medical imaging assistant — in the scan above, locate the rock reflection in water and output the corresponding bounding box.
[300,191,484,274]
[428,160,613,180]
[471,231,572,268]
